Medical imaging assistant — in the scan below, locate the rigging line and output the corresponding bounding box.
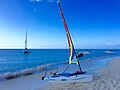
[57,0,84,73]
[61,64,69,74]
[70,30,82,50]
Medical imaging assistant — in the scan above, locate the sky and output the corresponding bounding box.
[0,0,120,49]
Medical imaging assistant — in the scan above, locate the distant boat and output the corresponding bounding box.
[77,51,90,56]
[23,30,29,54]
[104,50,114,53]
[77,49,91,56]
[43,0,92,82]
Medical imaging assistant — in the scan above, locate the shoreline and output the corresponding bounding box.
[0,57,120,90]
[0,56,116,82]
[0,55,115,80]
[42,57,120,90]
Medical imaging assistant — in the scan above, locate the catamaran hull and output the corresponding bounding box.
[44,74,92,82]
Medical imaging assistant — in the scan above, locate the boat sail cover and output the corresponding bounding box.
[58,1,78,65]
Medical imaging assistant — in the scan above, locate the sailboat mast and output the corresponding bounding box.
[57,0,74,55]
[57,0,83,72]
[25,30,27,50]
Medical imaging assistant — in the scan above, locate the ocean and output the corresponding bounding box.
[0,49,120,74]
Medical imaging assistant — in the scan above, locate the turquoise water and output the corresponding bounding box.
[0,49,120,74]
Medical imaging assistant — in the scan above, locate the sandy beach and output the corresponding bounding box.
[42,57,120,90]
[0,57,120,90]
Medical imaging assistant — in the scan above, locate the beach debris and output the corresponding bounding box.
[20,69,35,76]
[3,72,18,80]
[36,65,45,71]
[0,62,66,81]
[2,69,35,80]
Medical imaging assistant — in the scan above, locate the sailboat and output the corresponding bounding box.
[24,30,29,54]
[78,49,91,55]
[104,49,114,53]
[43,0,92,82]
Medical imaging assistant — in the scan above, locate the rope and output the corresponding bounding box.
[61,64,69,74]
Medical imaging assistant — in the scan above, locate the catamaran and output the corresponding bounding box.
[78,49,91,55]
[104,49,114,53]
[23,30,29,54]
[42,0,92,82]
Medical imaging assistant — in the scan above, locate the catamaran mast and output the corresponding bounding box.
[57,0,83,73]
[25,30,27,50]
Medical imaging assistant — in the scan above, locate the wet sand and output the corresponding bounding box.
[0,57,120,90]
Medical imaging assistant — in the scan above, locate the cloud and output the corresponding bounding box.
[29,0,42,2]
[107,42,112,45]
[106,42,120,47]
[29,0,56,3]
[36,0,42,2]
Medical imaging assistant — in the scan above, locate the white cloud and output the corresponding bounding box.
[108,42,112,45]
[106,42,120,47]
[29,0,42,2]
[36,0,42,2]
[29,0,55,3]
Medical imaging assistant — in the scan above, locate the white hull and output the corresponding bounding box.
[78,51,90,55]
[105,51,114,53]
[44,74,92,82]
[82,51,90,54]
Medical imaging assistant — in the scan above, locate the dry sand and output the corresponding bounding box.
[0,58,120,90]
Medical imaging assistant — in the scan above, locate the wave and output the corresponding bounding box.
[0,61,66,80]
[0,56,117,81]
